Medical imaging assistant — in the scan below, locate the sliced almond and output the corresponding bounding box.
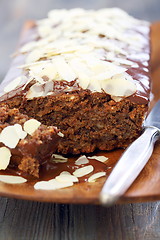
[34,179,73,190]
[88,172,106,182]
[26,83,45,99]
[0,147,11,170]
[75,155,89,165]
[0,175,27,184]
[48,179,74,188]
[29,62,57,80]
[28,71,44,84]
[56,174,78,183]
[0,126,20,148]
[68,58,91,89]
[34,180,54,190]
[26,49,44,64]
[60,171,71,175]
[23,119,41,135]
[91,62,127,81]
[52,55,76,82]
[87,156,108,162]
[14,124,27,139]
[100,72,137,97]
[73,165,94,177]
[52,154,68,163]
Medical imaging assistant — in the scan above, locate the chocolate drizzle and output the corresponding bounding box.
[0,153,115,184]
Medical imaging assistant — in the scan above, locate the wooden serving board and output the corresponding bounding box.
[0,22,160,204]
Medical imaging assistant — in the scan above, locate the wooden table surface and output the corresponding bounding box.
[1,1,160,239]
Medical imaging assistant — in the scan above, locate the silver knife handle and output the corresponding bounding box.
[100,126,160,205]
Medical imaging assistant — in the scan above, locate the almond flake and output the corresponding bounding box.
[34,179,73,190]
[52,159,68,163]
[0,126,20,148]
[26,83,45,99]
[52,55,76,82]
[60,171,71,175]
[88,172,106,182]
[100,72,136,97]
[48,179,74,188]
[14,124,27,139]
[0,175,27,184]
[23,119,41,135]
[0,147,11,170]
[91,62,127,81]
[29,62,57,80]
[52,154,68,163]
[75,155,89,165]
[73,165,94,177]
[87,156,108,162]
[56,174,78,183]
[26,49,43,64]
[68,58,91,88]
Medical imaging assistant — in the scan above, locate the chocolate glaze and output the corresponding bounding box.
[11,127,60,165]
[0,21,151,105]
[0,154,114,184]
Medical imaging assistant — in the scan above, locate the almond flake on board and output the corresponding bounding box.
[87,172,106,182]
[34,179,73,190]
[87,156,108,162]
[73,165,94,177]
[75,155,89,165]
[56,174,79,183]
[60,171,71,175]
[0,175,27,184]
[52,154,68,163]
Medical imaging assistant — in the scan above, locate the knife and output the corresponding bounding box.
[99,100,160,206]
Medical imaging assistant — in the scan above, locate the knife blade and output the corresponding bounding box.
[99,100,160,206]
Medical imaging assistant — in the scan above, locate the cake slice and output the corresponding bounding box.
[0,8,151,154]
[0,105,61,177]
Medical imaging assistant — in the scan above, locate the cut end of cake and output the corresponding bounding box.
[0,105,62,177]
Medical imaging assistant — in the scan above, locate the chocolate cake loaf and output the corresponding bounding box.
[0,8,151,155]
[0,105,61,177]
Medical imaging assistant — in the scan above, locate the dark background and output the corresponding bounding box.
[0,1,160,239]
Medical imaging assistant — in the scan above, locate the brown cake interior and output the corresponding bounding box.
[1,88,147,155]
